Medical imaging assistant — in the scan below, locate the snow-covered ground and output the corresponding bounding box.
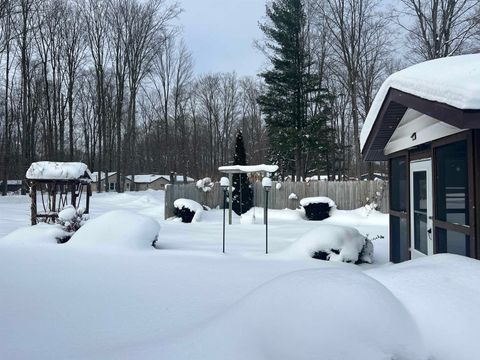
[0,190,479,359]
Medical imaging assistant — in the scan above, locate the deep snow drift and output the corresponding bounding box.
[0,190,479,359]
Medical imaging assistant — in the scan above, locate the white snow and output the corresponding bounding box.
[67,210,160,250]
[299,196,336,208]
[26,161,91,180]
[275,182,282,190]
[219,164,279,173]
[278,224,369,263]
[90,171,117,182]
[126,174,194,184]
[1,190,479,360]
[361,53,480,149]
[58,205,78,222]
[173,198,204,222]
[196,177,214,192]
[288,192,298,200]
[0,223,68,246]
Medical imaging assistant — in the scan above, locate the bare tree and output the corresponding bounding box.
[397,0,480,60]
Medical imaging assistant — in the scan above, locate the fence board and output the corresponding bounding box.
[164,181,389,219]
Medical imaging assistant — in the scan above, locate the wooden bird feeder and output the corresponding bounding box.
[25,161,92,225]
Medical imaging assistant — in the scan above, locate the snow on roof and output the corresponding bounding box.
[126,174,194,184]
[26,162,91,181]
[90,172,117,182]
[218,164,279,173]
[360,53,480,150]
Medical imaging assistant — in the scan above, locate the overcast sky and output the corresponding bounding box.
[177,0,267,77]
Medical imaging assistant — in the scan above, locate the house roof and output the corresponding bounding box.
[361,54,480,160]
[126,174,194,184]
[218,164,279,174]
[91,172,117,182]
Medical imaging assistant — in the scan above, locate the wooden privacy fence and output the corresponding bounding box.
[164,180,388,219]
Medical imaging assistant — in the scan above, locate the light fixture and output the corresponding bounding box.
[262,176,272,254]
[411,132,417,141]
[220,177,229,253]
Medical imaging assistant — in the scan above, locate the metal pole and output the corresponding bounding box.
[228,173,233,225]
[265,190,269,254]
[223,190,226,253]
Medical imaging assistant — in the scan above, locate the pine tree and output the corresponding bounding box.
[258,0,334,179]
[232,130,253,215]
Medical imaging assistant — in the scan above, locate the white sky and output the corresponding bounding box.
[177,0,267,77]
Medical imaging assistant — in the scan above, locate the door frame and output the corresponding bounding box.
[409,158,433,258]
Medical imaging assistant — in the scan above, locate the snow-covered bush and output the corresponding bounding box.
[196,177,214,192]
[173,198,204,223]
[67,210,160,250]
[280,224,373,264]
[300,196,336,221]
[55,205,89,242]
[288,193,298,200]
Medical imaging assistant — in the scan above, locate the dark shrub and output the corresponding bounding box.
[174,206,196,223]
[303,202,331,220]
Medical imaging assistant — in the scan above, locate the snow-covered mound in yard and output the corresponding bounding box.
[368,254,480,360]
[278,224,372,263]
[239,206,304,224]
[0,223,69,246]
[67,210,160,250]
[327,207,388,226]
[163,268,427,360]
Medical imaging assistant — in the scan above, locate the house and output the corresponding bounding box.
[361,54,480,263]
[126,174,195,191]
[0,180,23,193]
[90,172,118,192]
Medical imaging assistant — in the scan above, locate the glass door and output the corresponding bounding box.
[410,159,433,258]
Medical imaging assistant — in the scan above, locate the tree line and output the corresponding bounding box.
[0,0,479,194]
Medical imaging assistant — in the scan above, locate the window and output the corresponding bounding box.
[109,182,115,191]
[390,216,408,263]
[437,229,470,256]
[434,138,471,257]
[391,157,406,211]
[436,140,468,225]
[390,155,408,263]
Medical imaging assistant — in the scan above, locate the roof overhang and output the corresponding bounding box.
[362,88,480,161]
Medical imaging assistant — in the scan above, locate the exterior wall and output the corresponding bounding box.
[91,174,118,192]
[388,129,479,262]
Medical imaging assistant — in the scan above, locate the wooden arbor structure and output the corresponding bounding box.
[25,162,92,225]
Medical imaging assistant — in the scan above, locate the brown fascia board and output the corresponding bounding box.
[362,88,480,161]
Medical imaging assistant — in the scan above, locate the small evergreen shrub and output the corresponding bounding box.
[173,206,196,223]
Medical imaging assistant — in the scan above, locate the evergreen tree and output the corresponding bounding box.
[232,130,253,215]
[258,0,335,179]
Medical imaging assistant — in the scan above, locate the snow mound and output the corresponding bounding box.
[58,206,77,221]
[174,198,204,222]
[163,268,427,360]
[196,177,214,192]
[299,196,336,208]
[26,161,91,180]
[368,254,480,360]
[0,223,69,246]
[67,210,160,250]
[279,224,372,263]
[288,192,298,200]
